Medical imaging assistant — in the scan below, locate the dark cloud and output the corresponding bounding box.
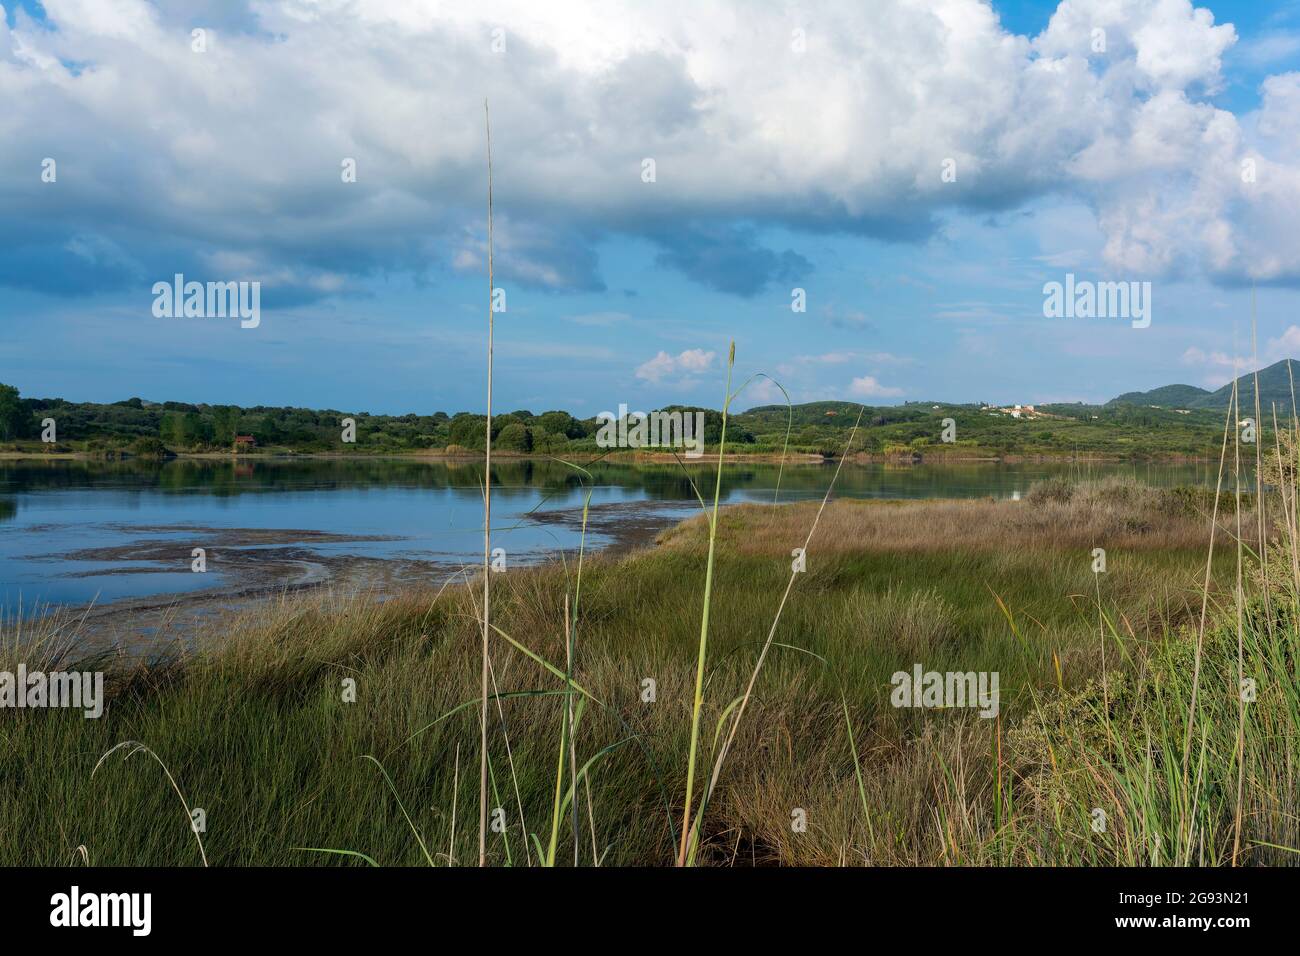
[652,224,811,297]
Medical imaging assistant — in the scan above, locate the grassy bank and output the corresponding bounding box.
[7,477,1292,866]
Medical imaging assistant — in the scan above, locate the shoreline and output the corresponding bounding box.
[1,448,1226,464]
[26,499,695,649]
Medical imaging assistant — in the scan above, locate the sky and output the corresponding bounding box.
[1,0,1299,415]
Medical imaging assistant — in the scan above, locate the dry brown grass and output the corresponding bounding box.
[657,480,1240,561]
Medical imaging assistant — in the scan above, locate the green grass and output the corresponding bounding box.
[7,477,1282,867]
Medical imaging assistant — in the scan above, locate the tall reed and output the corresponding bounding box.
[479,100,495,867]
[677,341,735,866]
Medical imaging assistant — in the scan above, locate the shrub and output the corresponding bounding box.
[495,422,533,453]
[129,436,169,459]
[1026,476,1074,504]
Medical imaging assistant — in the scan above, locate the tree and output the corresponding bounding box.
[160,411,187,445]
[449,414,487,449]
[256,415,282,445]
[212,406,241,445]
[185,411,212,446]
[538,410,584,439]
[495,422,533,453]
[0,383,22,441]
[531,429,563,452]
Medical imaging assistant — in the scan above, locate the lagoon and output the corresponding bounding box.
[0,456,1226,617]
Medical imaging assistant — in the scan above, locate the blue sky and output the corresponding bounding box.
[2,0,1299,414]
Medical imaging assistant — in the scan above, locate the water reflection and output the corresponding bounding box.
[0,456,1232,615]
[0,455,1230,510]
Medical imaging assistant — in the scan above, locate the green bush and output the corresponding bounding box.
[495,422,533,453]
[129,436,169,459]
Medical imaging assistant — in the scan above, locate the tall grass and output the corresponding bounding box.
[5,296,1298,864]
[5,470,1268,866]
[1004,366,1299,867]
[479,99,495,867]
[682,404,866,864]
[677,341,735,866]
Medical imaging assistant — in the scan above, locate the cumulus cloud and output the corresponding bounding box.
[634,348,716,382]
[0,0,1296,302]
[849,375,904,399]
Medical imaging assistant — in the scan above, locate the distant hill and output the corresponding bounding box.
[1109,359,1300,412]
[1195,359,1300,412]
[1108,383,1210,408]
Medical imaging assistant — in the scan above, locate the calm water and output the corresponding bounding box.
[0,457,1223,616]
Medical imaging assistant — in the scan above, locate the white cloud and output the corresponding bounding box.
[849,375,904,399]
[1235,31,1300,69]
[0,0,1295,296]
[1181,346,1236,368]
[634,348,716,382]
[1266,325,1300,362]
[1184,325,1300,378]
[1180,344,1240,387]
[741,377,784,404]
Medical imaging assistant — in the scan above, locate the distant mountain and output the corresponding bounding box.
[1109,359,1300,412]
[1196,359,1300,412]
[1108,383,1210,408]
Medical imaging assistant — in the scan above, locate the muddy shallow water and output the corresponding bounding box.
[1,456,1222,638]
